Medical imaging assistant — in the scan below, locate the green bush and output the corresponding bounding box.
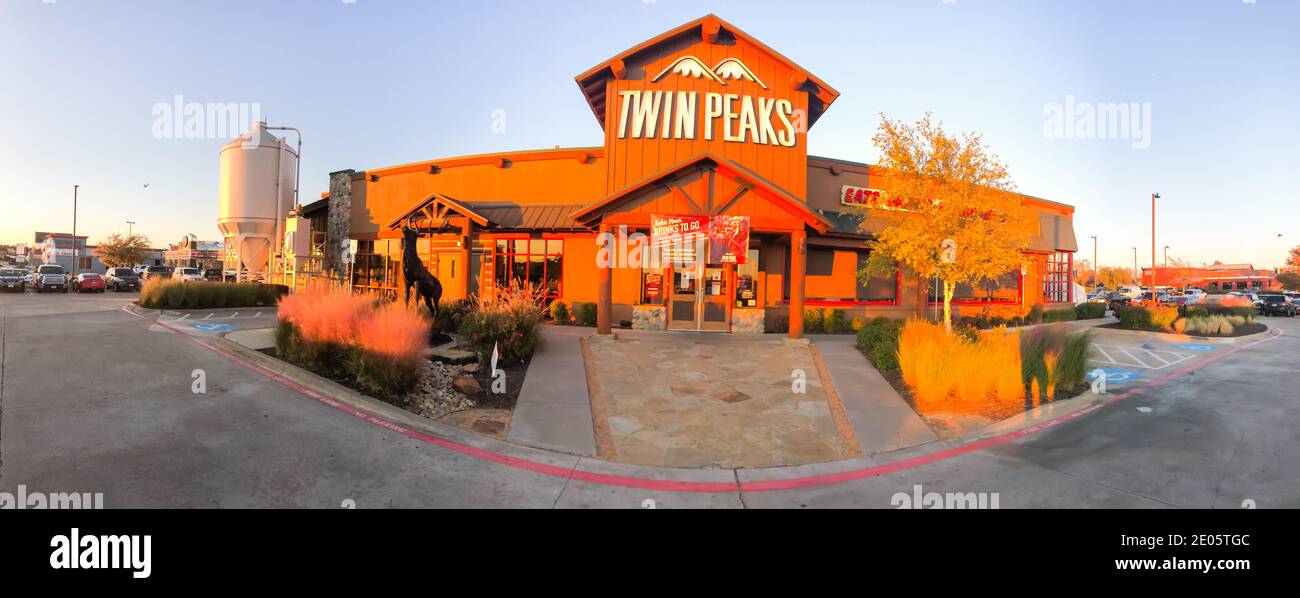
[549,300,571,325]
[1074,302,1107,320]
[139,279,283,309]
[856,318,904,371]
[572,302,598,327]
[829,309,851,334]
[458,289,545,364]
[274,320,354,380]
[1116,306,1153,330]
[1043,308,1078,323]
[430,299,472,334]
[1020,327,1093,397]
[803,308,825,334]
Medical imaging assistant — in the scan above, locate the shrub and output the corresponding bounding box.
[276,290,427,399]
[850,317,866,332]
[1148,305,1180,331]
[1075,302,1107,320]
[572,301,598,327]
[1116,306,1153,330]
[803,308,825,334]
[549,300,571,325]
[829,309,850,334]
[856,318,904,371]
[428,298,471,335]
[458,285,545,364]
[139,278,283,309]
[1182,315,1241,335]
[897,320,1023,413]
[1043,308,1078,323]
[1020,327,1092,401]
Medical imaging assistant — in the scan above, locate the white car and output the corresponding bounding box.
[174,267,206,282]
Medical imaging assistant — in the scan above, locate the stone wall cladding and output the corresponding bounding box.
[732,307,766,333]
[326,169,354,276]
[632,305,666,330]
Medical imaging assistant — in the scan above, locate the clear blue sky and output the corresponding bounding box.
[2,0,1297,269]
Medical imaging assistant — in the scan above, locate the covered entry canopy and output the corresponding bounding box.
[570,151,834,233]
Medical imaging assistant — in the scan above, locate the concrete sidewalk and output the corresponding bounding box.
[808,335,940,454]
[506,325,597,456]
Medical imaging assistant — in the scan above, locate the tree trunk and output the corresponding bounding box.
[943,281,955,332]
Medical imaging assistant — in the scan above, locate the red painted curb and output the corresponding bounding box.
[124,305,1281,495]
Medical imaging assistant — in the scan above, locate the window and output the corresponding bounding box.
[1042,252,1072,303]
[641,270,665,305]
[351,240,396,289]
[735,249,760,307]
[493,238,562,298]
[856,253,898,303]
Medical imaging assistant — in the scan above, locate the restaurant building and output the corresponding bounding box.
[317,15,1079,337]
[1142,264,1278,291]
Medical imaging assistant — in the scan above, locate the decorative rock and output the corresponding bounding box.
[731,308,765,333]
[453,375,483,396]
[460,363,480,374]
[632,305,666,330]
[429,348,478,365]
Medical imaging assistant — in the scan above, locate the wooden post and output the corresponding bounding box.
[788,228,806,339]
[459,220,472,300]
[597,223,613,335]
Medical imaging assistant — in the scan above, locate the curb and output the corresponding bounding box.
[209,332,478,446]
[1091,322,1273,344]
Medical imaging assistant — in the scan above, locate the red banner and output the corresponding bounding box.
[708,215,750,264]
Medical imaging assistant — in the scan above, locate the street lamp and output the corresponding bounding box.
[1090,235,1098,289]
[126,221,136,237]
[1132,246,1140,286]
[72,185,79,277]
[1163,245,1169,289]
[1151,192,1160,280]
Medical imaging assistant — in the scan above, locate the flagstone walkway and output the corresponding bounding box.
[585,333,850,468]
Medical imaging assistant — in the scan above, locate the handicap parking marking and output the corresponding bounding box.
[1085,367,1145,384]
[1174,343,1216,352]
[1089,343,1195,370]
[191,322,240,333]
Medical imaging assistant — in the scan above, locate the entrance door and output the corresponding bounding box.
[667,266,698,330]
[667,264,732,332]
[699,266,730,331]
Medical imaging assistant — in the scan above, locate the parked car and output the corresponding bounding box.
[104,267,141,292]
[70,272,106,293]
[203,268,224,282]
[0,268,26,292]
[1117,285,1143,299]
[1106,292,1133,312]
[141,265,174,280]
[1256,292,1295,317]
[1136,291,1175,305]
[174,266,205,282]
[32,264,69,292]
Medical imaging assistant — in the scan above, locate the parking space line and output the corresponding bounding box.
[1091,343,1193,370]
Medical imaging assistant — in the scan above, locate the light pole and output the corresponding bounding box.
[1090,235,1098,289]
[1163,245,1169,290]
[72,185,79,277]
[1132,246,1138,286]
[126,221,135,237]
[1151,192,1160,281]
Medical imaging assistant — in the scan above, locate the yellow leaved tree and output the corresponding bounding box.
[857,113,1033,331]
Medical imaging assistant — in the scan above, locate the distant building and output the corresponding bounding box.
[31,231,165,273]
[163,234,223,269]
[1141,263,1277,291]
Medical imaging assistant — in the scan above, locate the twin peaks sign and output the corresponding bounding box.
[614,55,802,147]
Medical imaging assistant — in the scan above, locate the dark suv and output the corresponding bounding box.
[142,265,173,280]
[105,267,141,292]
[1256,293,1295,317]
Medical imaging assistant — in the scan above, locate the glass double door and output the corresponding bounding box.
[667,264,731,332]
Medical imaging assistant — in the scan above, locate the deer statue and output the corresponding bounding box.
[400,224,444,318]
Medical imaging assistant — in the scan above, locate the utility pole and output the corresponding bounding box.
[1090,235,1098,289]
[72,185,79,277]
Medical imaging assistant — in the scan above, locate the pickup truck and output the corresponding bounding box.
[32,264,69,292]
